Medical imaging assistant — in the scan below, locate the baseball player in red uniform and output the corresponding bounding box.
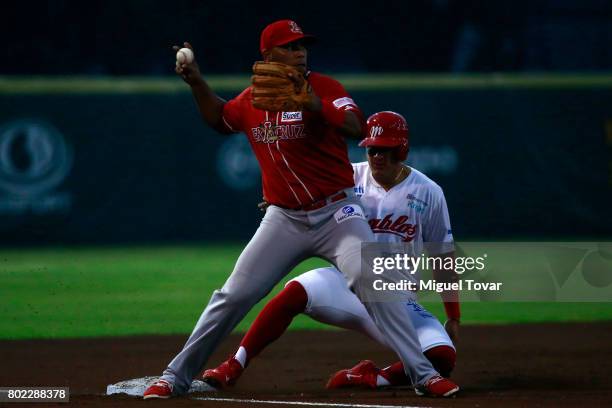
[144,20,458,399]
[201,111,461,396]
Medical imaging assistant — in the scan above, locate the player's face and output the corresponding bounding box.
[266,40,308,74]
[367,146,402,180]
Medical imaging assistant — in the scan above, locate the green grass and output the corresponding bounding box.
[1,245,611,339]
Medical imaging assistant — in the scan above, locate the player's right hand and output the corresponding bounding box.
[173,42,203,86]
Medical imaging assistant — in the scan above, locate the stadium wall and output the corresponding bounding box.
[0,75,610,244]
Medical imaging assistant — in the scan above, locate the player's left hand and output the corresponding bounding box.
[251,62,313,111]
[284,69,320,111]
[444,319,460,343]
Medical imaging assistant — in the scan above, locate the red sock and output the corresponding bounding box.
[381,345,456,385]
[381,361,410,386]
[240,281,308,366]
[424,345,456,378]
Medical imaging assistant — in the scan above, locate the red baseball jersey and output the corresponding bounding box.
[221,72,363,209]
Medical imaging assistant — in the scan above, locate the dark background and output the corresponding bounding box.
[3,0,612,75]
[0,1,611,244]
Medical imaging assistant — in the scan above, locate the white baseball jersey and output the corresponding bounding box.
[290,163,456,354]
[352,162,454,256]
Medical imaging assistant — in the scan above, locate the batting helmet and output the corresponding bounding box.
[359,111,409,161]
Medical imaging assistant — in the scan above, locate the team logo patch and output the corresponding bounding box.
[332,97,356,109]
[334,204,365,224]
[370,125,383,138]
[281,111,302,122]
[289,21,303,34]
[406,194,428,213]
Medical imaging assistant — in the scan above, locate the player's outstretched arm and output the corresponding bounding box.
[173,42,227,132]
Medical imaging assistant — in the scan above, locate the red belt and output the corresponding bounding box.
[297,191,348,212]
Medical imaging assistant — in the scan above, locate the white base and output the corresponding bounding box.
[106,376,216,397]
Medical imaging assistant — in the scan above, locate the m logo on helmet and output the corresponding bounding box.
[370,125,384,138]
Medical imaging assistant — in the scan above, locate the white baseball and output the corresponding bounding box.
[176,47,194,65]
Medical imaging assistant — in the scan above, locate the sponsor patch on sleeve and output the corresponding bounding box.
[332,97,357,110]
[334,204,366,224]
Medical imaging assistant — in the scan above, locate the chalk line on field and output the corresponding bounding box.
[193,396,429,408]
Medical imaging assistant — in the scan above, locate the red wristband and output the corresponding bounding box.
[444,301,461,321]
[320,100,346,128]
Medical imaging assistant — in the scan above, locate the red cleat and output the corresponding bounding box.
[143,379,173,400]
[326,360,383,389]
[202,357,244,389]
[415,375,459,397]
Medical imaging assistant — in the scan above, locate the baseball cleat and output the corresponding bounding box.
[143,379,173,400]
[326,360,382,389]
[414,375,459,397]
[202,357,244,389]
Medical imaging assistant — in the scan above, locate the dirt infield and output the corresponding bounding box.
[2,323,611,407]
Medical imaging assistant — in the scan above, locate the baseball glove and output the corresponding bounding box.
[251,61,311,111]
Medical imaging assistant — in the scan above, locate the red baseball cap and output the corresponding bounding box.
[260,20,316,54]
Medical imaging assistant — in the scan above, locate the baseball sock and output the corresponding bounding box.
[378,362,408,386]
[236,281,308,367]
[424,345,456,378]
[378,346,456,386]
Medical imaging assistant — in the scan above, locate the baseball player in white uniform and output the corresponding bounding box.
[202,111,461,395]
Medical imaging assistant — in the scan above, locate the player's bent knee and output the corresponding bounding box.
[424,345,456,377]
[270,281,308,314]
